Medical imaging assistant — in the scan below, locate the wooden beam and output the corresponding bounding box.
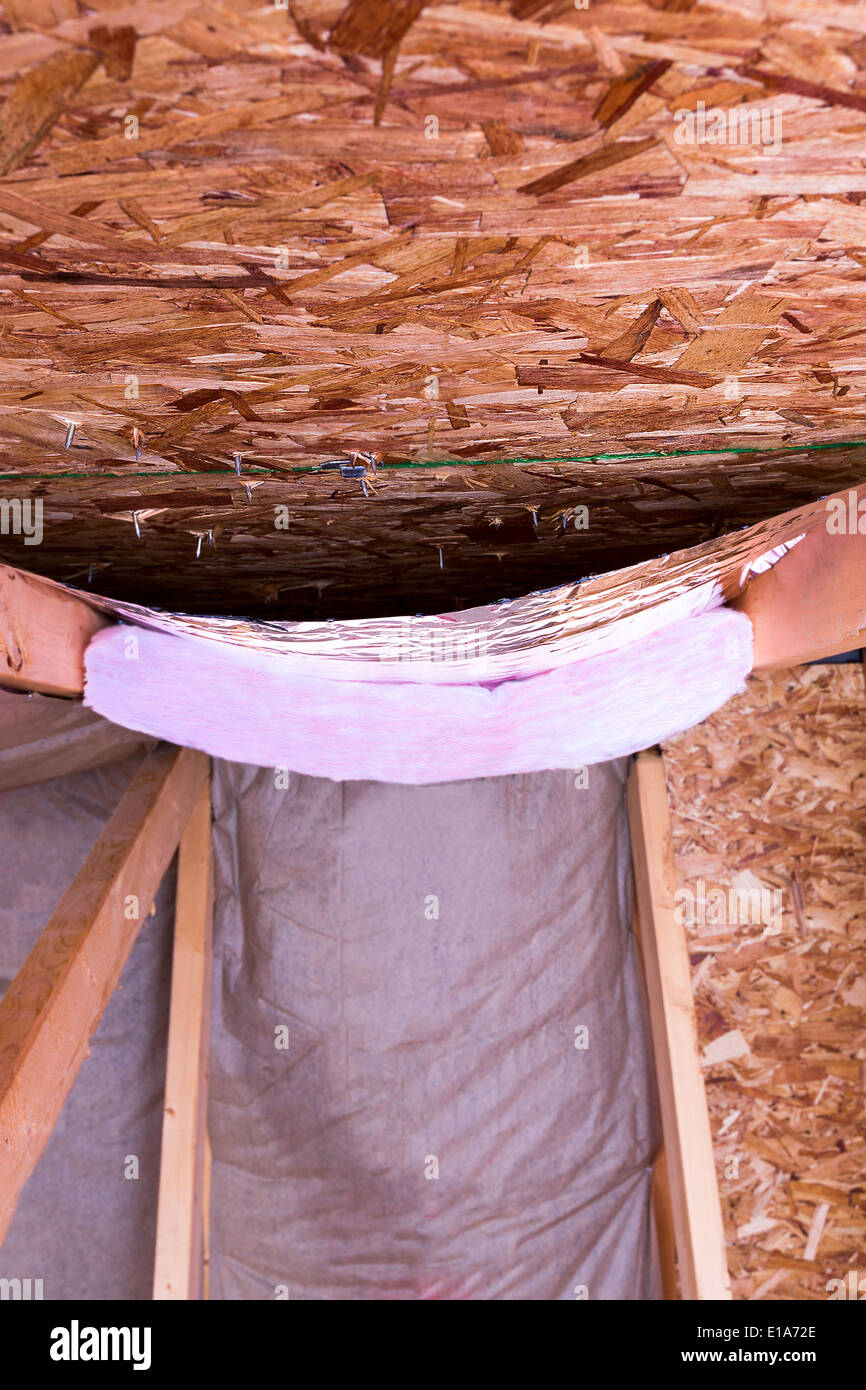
[733,505,866,669]
[153,779,214,1301]
[632,873,679,1302]
[651,1149,679,1301]
[628,749,731,1301]
[0,744,209,1247]
[0,562,107,696]
[203,1130,212,1301]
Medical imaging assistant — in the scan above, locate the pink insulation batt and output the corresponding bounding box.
[83,606,753,784]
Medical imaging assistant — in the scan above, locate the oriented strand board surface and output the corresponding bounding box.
[663,665,866,1301]
[2,441,866,618]
[2,1,866,614]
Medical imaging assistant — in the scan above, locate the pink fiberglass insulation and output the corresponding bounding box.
[84,606,752,785]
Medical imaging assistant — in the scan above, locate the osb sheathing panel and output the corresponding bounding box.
[38,477,846,657]
[664,665,866,1301]
[3,441,864,617]
[2,1,866,614]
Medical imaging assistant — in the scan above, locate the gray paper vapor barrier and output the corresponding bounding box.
[208,760,662,1300]
[0,732,174,1301]
[0,694,661,1300]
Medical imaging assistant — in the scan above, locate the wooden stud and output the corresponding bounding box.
[628,749,731,1301]
[733,500,866,669]
[651,1148,679,1301]
[0,744,209,1248]
[0,562,107,697]
[202,1129,212,1302]
[153,779,214,1301]
[633,896,679,1300]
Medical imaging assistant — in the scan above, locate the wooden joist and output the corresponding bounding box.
[0,561,107,696]
[153,779,214,1301]
[733,503,866,668]
[0,744,209,1248]
[628,749,731,1301]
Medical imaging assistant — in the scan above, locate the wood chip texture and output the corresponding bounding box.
[0,1,865,616]
[664,665,866,1301]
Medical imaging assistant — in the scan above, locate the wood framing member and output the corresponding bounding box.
[628,749,731,1300]
[734,502,866,669]
[0,561,107,696]
[0,744,209,1248]
[651,1149,679,1302]
[153,779,214,1301]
